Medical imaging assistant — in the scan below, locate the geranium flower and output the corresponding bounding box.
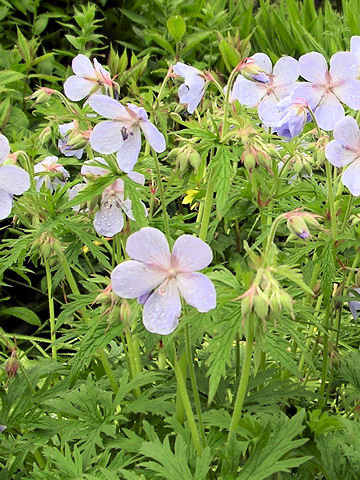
[231,53,299,124]
[325,116,360,196]
[64,54,113,101]
[111,227,216,335]
[270,95,315,140]
[34,156,69,192]
[294,52,360,131]
[173,63,206,114]
[0,134,30,220]
[88,94,166,173]
[58,122,84,159]
[80,157,145,237]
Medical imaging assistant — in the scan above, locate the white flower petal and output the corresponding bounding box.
[273,56,299,83]
[330,51,359,82]
[325,140,358,167]
[64,76,96,101]
[0,134,10,164]
[0,189,13,219]
[334,116,360,150]
[81,157,109,178]
[87,94,128,120]
[90,121,124,154]
[251,53,272,74]
[93,199,125,237]
[177,272,216,312]
[0,165,30,195]
[314,93,344,131]
[72,54,95,78]
[116,126,141,173]
[299,52,328,83]
[111,260,167,298]
[127,171,145,185]
[143,279,181,335]
[342,158,360,196]
[126,227,171,269]
[351,36,360,58]
[231,76,266,107]
[172,235,213,272]
[140,120,166,152]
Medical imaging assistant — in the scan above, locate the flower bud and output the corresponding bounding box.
[66,132,88,150]
[253,294,269,321]
[287,215,310,240]
[30,87,55,104]
[243,152,255,173]
[38,126,52,146]
[120,299,131,326]
[5,348,19,379]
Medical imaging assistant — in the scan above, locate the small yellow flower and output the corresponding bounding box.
[82,240,103,253]
[183,189,199,210]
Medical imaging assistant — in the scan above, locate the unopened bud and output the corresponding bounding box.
[5,348,19,379]
[243,152,255,172]
[38,126,52,146]
[30,87,56,104]
[66,132,88,150]
[278,290,294,317]
[120,299,131,326]
[287,216,310,240]
[253,294,269,321]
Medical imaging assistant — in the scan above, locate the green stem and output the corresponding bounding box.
[32,449,46,469]
[98,349,118,393]
[175,351,187,424]
[318,300,331,409]
[199,178,215,242]
[125,328,141,397]
[174,353,203,456]
[153,150,171,242]
[340,195,353,235]
[221,68,238,142]
[265,213,286,253]
[228,318,254,442]
[326,162,337,239]
[44,260,57,360]
[185,323,206,447]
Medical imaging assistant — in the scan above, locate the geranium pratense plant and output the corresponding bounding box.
[88,94,166,173]
[294,52,360,131]
[325,116,360,196]
[64,54,114,101]
[230,53,299,124]
[111,227,216,334]
[173,62,206,114]
[0,134,30,219]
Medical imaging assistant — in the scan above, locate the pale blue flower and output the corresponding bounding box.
[294,52,360,131]
[111,227,216,335]
[173,62,206,114]
[88,95,166,173]
[231,53,299,124]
